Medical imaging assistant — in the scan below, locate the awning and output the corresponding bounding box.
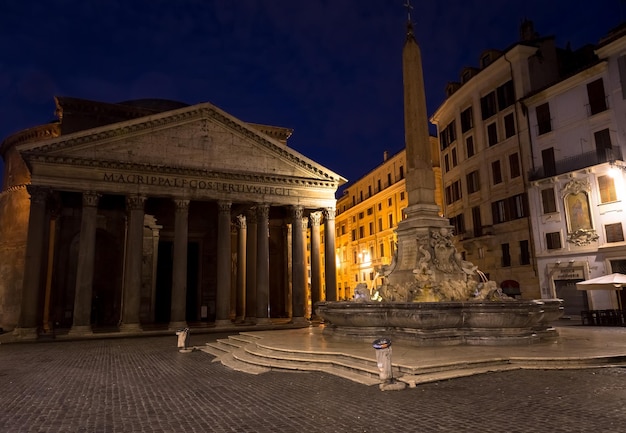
[576,273,626,290]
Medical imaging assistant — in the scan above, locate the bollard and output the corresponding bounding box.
[372,338,406,391]
[175,328,191,352]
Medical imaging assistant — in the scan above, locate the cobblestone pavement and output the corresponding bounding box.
[1,333,626,433]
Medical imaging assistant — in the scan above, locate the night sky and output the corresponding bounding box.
[1,0,623,188]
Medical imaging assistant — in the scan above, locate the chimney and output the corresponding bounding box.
[383,150,389,162]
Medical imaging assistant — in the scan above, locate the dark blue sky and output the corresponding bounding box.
[1,0,623,187]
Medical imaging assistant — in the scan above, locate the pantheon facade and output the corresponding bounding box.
[0,97,345,338]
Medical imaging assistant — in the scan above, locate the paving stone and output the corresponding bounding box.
[0,335,625,432]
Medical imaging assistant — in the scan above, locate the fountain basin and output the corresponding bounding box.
[315,299,563,346]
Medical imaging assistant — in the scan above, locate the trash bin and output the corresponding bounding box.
[372,338,393,382]
[176,328,190,350]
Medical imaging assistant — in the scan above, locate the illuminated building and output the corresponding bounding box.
[524,24,626,317]
[333,139,441,300]
[0,97,345,337]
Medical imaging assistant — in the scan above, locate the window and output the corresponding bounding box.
[497,80,515,110]
[536,103,551,135]
[466,170,480,194]
[466,136,475,158]
[492,160,502,185]
[351,229,356,241]
[487,122,498,146]
[387,173,392,186]
[369,222,373,236]
[519,240,530,265]
[504,113,515,138]
[501,243,511,267]
[594,129,612,162]
[388,214,393,228]
[367,207,373,215]
[472,206,482,237]
[587,78,607,115]
[341,225,346,235]
[378,218,383,231]
[378,203,382,211]
[359,226,364,238]
[619,55,626,99]
[451,147,458,167]
[546,232,562,250]
[461,107,473,132]
[400,192,405,201]
[444,154,450,172]
[605,223,624,243]
[598,175,617,203]
[377,179,382,192]
[399,166,404,179]
[509,153,520,178]
[541,148,556,177]
[368,185,372,197]
[445,180,463,204]
[379,243,385,257]
[480,91,497,120]
[541,188,557,214]
[450,213,465,235]
[388,198,392,207]
[492,193,528,224]
[360,191,363,201]
[358,211,364,219]
[353,251,357,264]
[440,120,457,150]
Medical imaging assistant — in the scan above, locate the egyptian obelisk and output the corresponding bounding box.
[386,4,452,287]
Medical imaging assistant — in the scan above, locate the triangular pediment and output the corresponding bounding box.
[19,101,345,185]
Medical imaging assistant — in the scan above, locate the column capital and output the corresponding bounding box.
[174,199,190,212]
[256,203,270,219]
[246,207,257,224]
[218,200,232,213]
[323,207,336,221]
[126,194,146,211]
[26,185,50,204]
[236,214,247,229]
[290,205,304,220]
[309,211,322,227]
[83,191,101,208]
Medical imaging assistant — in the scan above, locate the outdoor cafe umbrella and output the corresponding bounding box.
[576,273,626,310]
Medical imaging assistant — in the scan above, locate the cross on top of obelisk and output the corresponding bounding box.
[404,0,413,22]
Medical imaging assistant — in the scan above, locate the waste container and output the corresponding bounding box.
[372,338,393,382]
[176,328,190,350]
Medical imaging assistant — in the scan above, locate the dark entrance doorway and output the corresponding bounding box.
[555,279,588,317]
[154,241,200,324]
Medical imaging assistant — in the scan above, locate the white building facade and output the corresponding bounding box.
[525,25,626,317]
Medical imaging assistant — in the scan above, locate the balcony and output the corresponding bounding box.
[528,148,623,181]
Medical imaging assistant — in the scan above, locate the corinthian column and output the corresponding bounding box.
[235,214,247,322]
[291,206,307,324]
[255,204,270,324]
[69,191,101,336]
[169,199,189,330]
[245,208,257,323]
[309,211,322,318]
[13,186,49,339]
[323,207,337,301]
[215,201,232,327]
[120,194,146,332]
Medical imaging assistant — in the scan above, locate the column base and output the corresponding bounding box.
[12,327,38,340]
[168,321,188,331]
[255,317,272,325]
[119,323,142,333]
[68,325,93,336]
[290,316,309,325]
[214,319,233,328]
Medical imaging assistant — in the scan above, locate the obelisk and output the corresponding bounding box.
[386,6,451,287]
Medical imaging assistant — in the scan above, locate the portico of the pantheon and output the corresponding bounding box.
[0,97,345,338]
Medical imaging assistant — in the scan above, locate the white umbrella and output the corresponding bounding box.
[576,273,626,290]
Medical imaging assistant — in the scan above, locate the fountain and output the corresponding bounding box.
[315,10,563,346]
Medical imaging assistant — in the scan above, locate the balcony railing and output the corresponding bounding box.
[528,147,623,181]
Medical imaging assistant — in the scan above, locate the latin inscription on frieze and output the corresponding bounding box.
[103,173,291,196]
